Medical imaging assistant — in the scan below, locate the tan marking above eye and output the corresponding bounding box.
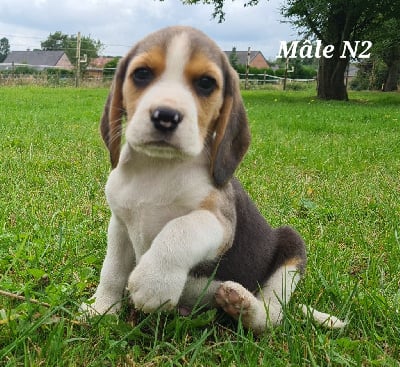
[184,53,223,94]
[183,52,224,139]
[126,46,166,84]
[122,47,167,117]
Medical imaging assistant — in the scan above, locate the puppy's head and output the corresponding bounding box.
[101,26,250,187]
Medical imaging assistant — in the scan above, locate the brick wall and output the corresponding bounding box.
[250,53,269,69]
[56,54,74,70]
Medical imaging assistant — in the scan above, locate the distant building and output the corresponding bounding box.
[224,50,270,69]
[2,50,73,70]
[345,63,359,83]
[89,56,115,69]
[86,56,116,79]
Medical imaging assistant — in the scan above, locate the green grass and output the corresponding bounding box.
[0,86,399,366]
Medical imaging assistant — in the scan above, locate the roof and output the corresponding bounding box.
[89,57,117,69]
[224,50,267,66]
[3,50,68,66]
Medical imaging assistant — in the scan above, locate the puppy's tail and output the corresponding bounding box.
[299,304,347,329]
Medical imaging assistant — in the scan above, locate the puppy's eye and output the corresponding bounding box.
[194,76,217,96]
[132,67,154,87]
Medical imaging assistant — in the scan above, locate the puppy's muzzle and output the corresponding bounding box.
[151,106,183,133]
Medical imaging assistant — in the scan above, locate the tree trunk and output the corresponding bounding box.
[382,44,400,92]
[317,54,349,100]
[316,6,351,101]
[383,60,400,92]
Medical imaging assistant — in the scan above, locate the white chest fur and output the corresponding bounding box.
[105,146,213,260]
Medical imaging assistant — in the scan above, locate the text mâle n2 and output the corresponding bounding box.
[277,40,372,59]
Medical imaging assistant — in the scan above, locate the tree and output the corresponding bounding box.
[281,0,399,100]
[367,17,400,91]
[182,0,258,22]
[349,59,387,91]
[228,47,239,70]
[41,31,68,51]
[103,57,120,79]
[177,0,400,100]
[0,37,10,62]
[41,31,103,65]
[381,43,400,91]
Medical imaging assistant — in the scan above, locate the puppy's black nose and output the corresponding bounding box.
[151,107,183,132]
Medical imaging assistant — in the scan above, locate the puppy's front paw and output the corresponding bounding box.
[79,297,121,318]
[128,255,187,313]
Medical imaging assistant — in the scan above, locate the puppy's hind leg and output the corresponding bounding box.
[215,261,302,334]
[299,304,347,329]
[215,281,266,334]
[258,260,303,325]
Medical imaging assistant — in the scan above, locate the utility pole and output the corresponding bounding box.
[283,58,294,90]
[245,47,251,90]
[75,32,81,88]
[283,57,288,90]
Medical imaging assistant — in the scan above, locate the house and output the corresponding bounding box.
[86,56,116,79]
[224,50,270,69]
[345,63,359,84]
[2,50,73,70]
[89,56,115,69]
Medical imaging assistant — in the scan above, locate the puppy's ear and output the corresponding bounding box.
[100,56,129,168]
[211,62,250,187]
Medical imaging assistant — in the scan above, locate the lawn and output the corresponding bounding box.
[0,86,399,366]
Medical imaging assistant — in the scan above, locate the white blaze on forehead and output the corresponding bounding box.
[125,30,204,158]
[163,32,191,82]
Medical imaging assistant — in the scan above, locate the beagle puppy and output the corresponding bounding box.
[81,26,345,333]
